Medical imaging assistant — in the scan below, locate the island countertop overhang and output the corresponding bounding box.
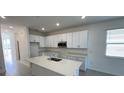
[25,56,83,76]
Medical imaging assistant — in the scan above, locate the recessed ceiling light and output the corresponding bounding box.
[42,28,45,31]
[1,16,6,19]
[9,26,13,29]
[81,16,86,19]
[56,23,60,26]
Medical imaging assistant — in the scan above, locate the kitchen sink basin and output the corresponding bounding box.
[48,57,62,62]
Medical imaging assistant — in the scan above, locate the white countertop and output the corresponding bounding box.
[26,56,83,76]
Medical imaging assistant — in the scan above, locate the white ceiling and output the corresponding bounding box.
[1,16,123,32]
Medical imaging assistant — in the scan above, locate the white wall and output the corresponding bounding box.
[87,18,124,75]
[48,18,124,75]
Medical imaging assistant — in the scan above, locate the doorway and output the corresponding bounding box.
[1,31,17,75]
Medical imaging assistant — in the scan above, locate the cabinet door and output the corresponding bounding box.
[29,35,40,42]
[66,33,73,48]
[72,32,80,48]
[29,35,33,42]
[47,36,50,47]
[35,35,40,42]
[29,35,35,42]
[45,36,49,47]
[55,34,60,47]
[56,34,61,43]
[53,35,58,47]
[52,35,55,47]
[40,36,45,47]
[79,31,88,48]
[49,36,53,47]
[62,33,67,41]
[59,33,67,42]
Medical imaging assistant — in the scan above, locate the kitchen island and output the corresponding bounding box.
[26,56,82,76]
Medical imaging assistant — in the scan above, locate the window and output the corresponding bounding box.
[106,29,124,58]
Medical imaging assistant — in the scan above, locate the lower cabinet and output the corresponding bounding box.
[31,64,63,76]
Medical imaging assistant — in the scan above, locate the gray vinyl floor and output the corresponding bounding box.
[5,61,114,76]
[79,70,114,76]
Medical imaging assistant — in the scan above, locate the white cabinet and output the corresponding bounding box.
[42,30,88,48]
[49,36,53,47]
[29,35,40,42]
[29,35,45,47]
[29,35,35,42]
[45,36,49,47]
[45,36,50,47]
[66,33,73,48]
[39,36,45,47]
[52,35,58,47]
[59,33,67,42]
[44,33,67,48]
[62,33,67,41]
[72,32,80,48]
[72,30,88,48]
[35,36,40,42]
[79,31,88,48]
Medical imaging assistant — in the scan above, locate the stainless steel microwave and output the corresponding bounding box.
[58,41,67,48]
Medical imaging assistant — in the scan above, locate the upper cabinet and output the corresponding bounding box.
[72,32,80,48]
[29,30,88,49]
[29,35,45,47]
[79,31,88,48]
[52,35,58,47]
[59,33,67,42]
[72,30,88,48]
[29,35,40,42]
[39,36,45,47]
[66,33,73,48]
